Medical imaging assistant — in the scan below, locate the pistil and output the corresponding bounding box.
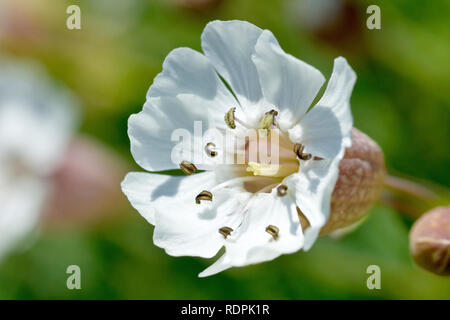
[246,161,298,178]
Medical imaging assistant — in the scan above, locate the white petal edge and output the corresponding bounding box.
[199,254,231,278]
[288,57,356,158]
[201,20,266,123]
[121,172,173,224]
[291,157,342,250]
[314,57,356,149]
[252,30,325,131]
[287,105,342,159]
[129,47,236,172]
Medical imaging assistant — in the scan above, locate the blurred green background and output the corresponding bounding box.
[0,0,449,299]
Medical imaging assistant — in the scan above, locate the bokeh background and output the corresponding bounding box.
[0,0,449,299]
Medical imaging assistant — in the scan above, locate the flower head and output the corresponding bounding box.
[0,59,77,260]
[122,20,356,276]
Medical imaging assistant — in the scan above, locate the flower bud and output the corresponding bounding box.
[409,206,450,276]
[319,128,386,235]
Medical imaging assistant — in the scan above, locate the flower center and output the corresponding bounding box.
[181,107,313,200]
[182,107,316,241]
[219,107,313,193]
[243,129,299,179]
[225,109,306,193]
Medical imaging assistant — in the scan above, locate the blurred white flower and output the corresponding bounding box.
[122,20,356,277]
[0,59,77,261]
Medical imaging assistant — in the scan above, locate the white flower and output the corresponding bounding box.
[121,20,356,277]
[0,60,77,261]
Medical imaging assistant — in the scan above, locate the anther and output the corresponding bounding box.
[224,107,236,129]
[205,142,217,158]
[195,190,213,204]
[180,160,197,175]
[265,225,279,240]
[258,109,278,131]
[277,185,288,197]
[219,226,233,239]
[293,143,312,161]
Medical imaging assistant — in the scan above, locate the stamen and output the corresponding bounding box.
[247,162,279,176]
[301,153,312,160]
[219,226,233,239]
[223,106,252,129]
[258,109,278,130]
[180,160,197,175]
[258,109,278,137]
[205,142,217,158]
[293,143,312,161]
[195,190,213,204]
[277,184,288,197]
[234,117,252,129]
[265,225,279,240]
[224,107,236,129]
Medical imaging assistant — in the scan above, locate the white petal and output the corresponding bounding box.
[129,48,236,172]
[121,172,173,224]
[288,57,356,158]
[252,30,325,131]
[0,177,47,260]
[288,105,342,159]
[290,157,341,250]
[203,157,343,272]
[314,57,355,148]
[201,186,304,276]
[201,20,265,121]
[152,171,251,258]
[198,254,232,278]
[147,47,234,105]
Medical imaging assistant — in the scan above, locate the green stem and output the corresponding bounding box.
[381,174,450,219]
